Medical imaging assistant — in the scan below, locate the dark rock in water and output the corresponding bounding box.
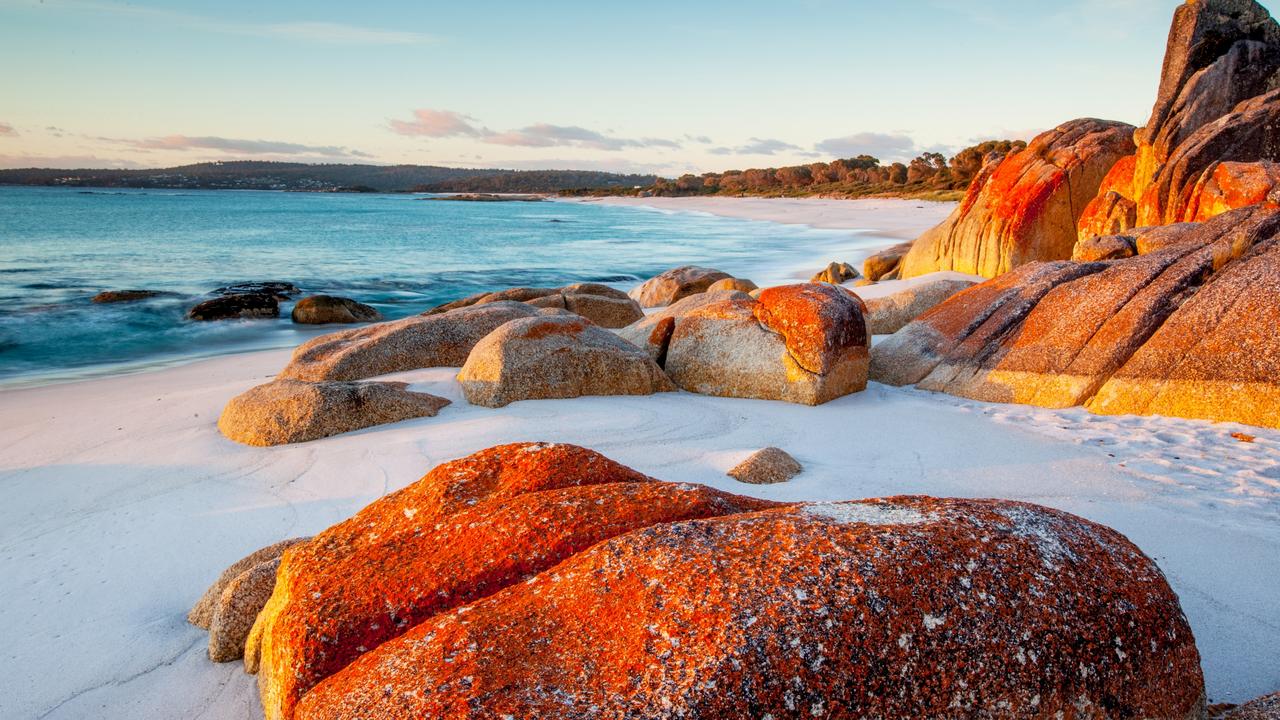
[213,282,300,300]
[291,295,382,325]
[91,289,166,304]
[188,293,280,321]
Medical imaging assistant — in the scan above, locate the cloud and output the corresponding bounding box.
[707,137,816,157]
[388,109,488,138]
[115,134,371,158]
[0,122,15,137]
[0,153,146,170]
[9,0,435,45]
[684,134,713,144]
[483,124,680,151]
[813,132,922,161]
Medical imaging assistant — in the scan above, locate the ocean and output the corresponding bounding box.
[0,186,873,386]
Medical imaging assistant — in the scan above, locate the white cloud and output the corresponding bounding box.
[111,134,371,159]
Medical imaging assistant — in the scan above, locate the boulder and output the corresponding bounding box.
[628,265,731,307]
[901,118,1136,279]
[296,496,1204,720]
[1073,233,1137,261]
[1218,692,1280,719]
[706,277,758,293]
[213,281,300,299]
[278,301,540,382]
[426,283,642,328]
[613,289,752,364]
[863,241,913,280]
[247,443,776,720]
[456,315,674,407]
[217,379,450,446]
[1129,0,1280,226]
[861,278,978,335]
[810,260,859,284]
[1186,160,1280,221]
[726,446,802,484]
[664,284,869,405]
[1077,154,1139,240]
[189,538,310,629]
[91,289,164,304]
[187,293,279,321]
[290,295,382,324]
[208,557,284,663]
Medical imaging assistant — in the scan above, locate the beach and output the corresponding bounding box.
[3,197,1279,719]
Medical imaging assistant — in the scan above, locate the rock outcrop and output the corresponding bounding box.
[187,293,280,321]
[901,118,1136,279]
[628,265,731,308]
[247,443,777,720]
[456,314,674,407]
[726,446,802,484]
[810,260,859,284]
[860,277,978,335]
[218,379,450,446]
[426,283,643,328]
[278,301,540,381]
[1077,154,1138,240]
[863,241,913,281]
[664,284,870,405]
[292,492,1203,720]
[290,295,382,324]
[874,204,1280,427]
[1186,160,1280,221]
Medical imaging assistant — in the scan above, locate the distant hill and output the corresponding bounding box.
[0,161,658,193]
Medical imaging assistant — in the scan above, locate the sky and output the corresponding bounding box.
[1,0,1275,175]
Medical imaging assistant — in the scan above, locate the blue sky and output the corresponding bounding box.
[1,0,1275,173]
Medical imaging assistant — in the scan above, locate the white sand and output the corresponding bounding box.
[2,198,1278,719]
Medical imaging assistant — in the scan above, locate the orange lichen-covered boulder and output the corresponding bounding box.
[248,443,776,720]
[664,284,869,404]
[1186,160,1280,221]
[298,497,1205,720]
[1077,154,1138,240]
[901,118,1135,279]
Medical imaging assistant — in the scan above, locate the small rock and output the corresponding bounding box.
[189,538,310,629]
[91,289,164,304]
[810,261,860,284]
[727,447,802,484]
[290,295,383,324]
[187,293,279,321]
[1231,431,1256,443]
[706,277,758,293]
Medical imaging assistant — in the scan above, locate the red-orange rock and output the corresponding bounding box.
[1077,154,1138,239]
[753,283,868,375]
[901,119,1135,278]
[1187,160,1280,221]
[298,497,1204,720]
[248,443,776,720]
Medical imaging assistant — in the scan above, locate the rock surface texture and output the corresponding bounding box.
[860,278,978,335]
[426,283,643,328]
[286,487,1203,720]
[726,446,802,484]
[628,265,731,308]
[218,379,450,446]
[706,276,758,293]
[190,538,310,663]
[662,283,870,405]
[246,443,777,720]
[290,295,382,324]
[901,118,1136,279]
[456,314,674,407]
[278,301,540,381]
[863,241,914,280]
[874,204,1280,428]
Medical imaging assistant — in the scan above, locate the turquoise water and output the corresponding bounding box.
[0,186,867,385]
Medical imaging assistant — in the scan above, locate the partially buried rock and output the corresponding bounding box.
[189,538,310,629]
[664,283,869,405]
[810,260,860,284]
[628,265,731,308]
[295,495,1204,720]
[726,446,802,484]
[193,538,312,663]
[457,314,674,407]
[290,295,382,324]
[279,301,539,381]
[91,289,164,304]
[860,277,978,335]
[706,277,758,293]
[248,443,777,720]
[218,378,450,446]
[187,293,279,321]
[863,242,913,281]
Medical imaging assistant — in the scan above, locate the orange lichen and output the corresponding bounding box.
[754,283,868,375]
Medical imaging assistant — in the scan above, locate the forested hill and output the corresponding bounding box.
[0,161,658,193]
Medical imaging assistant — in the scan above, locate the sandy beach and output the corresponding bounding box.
[3,198,1279,719]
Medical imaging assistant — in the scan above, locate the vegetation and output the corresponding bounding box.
[414,170,657,194]
[560,140,1028,201]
